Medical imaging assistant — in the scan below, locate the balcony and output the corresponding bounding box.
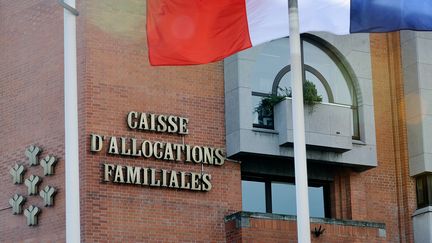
[274,98,353,152]
[224,33,377,169]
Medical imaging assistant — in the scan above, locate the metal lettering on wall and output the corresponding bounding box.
[8,145,58,226]
[91,112,227,192]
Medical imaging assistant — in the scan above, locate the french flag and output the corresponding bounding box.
[147,0,432,66]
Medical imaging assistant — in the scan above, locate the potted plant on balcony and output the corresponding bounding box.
[302,80,322,106]
[255,80,322,116]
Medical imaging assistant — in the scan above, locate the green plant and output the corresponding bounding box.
[254,87,290,115]
[255,80,322,115]
[302,80,322,106]
[255,94,284,116]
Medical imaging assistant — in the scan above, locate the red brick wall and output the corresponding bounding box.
[362,33,416,242]
[78,1,241,242]
[320,32,416,242]
[0,1,65,242]
[0,1,417,243]
[320,32,416,243]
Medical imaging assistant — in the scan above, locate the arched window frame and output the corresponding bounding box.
[252,34,361,139]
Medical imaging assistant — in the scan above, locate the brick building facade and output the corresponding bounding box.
[0,1,430,243]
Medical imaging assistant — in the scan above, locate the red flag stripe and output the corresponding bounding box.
[147,0,252,66]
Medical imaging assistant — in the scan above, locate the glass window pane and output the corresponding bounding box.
[252,95,261,125]
[250,38,291,94]
[271,182,297,215]
[271,182,326,218]
[276,72,329,103]
[242,180,266,213]
[252,95,274,128]
[308,186,325,218]
[416,177,425,207]
[427,175,432,206]
[303,41,352,105]
[277,71,291,96]
[417,174,432,208]
[305,72,329,103]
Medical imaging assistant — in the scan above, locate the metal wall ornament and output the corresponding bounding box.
[10,164,25,184]
[25,145,41,166]
[40,155,57,176]
[8,145,59,226]
[25,175,42,195]
[9,194,26,215]
[24,205,40,226]
[39,186,57,207]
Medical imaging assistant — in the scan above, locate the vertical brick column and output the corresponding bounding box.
[0,1,66,242]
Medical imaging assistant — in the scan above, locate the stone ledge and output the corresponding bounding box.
[412,206,432,217]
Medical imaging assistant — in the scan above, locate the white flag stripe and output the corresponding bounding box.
[299,0,350,35]
[245,0,350,46]
[246,0,289,46]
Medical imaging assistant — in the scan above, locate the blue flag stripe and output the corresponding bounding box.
[350,0,432,33]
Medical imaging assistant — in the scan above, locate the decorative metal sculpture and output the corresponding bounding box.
[24,205,40,226]
[40,155,57,176]
[39,186,57,207]
[25,145,41,166]
[24,175,42,195]
[9,194,26,215]
[10,164,25,184]
[9,146,59,227]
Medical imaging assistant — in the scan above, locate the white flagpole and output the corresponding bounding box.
[288,0,311,242]
[63,0,81,242]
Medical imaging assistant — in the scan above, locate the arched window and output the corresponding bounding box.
[252,34,360,138]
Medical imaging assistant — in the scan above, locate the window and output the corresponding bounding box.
[242,176,331,218]
[241,180,266,212]
[416,173,432,208]
[251,34,360,139]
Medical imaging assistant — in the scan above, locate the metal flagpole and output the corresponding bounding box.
[62,0,81,242]
[288,0,311,242]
